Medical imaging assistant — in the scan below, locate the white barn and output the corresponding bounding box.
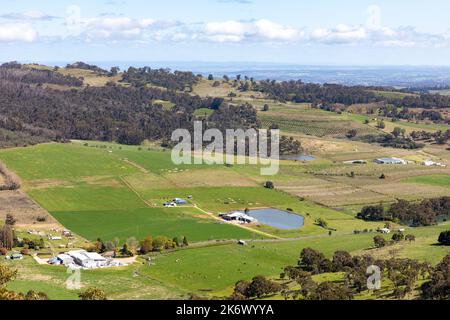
[220,211,258,224]
[67,250,108,269]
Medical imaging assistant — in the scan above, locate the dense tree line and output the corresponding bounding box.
[253,79,450,109]
[66,61,108,75]
[0,62,83,87]
[0,76,260,146]
[357,197,450,226]
[421,253,450,300]
[356,133,425,149]
[121,67,200,91]
[230,247,441,300]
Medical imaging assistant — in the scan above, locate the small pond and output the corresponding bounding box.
[242,208,304,230]
[281,155,316,162]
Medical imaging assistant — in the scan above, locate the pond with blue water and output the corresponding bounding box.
[242,208,304,230]
[280,155,316,161]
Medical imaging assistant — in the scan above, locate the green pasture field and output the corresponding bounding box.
[145,233,377,295]
[0,143,138,180]
[51,207,257,242]
[403,174,450,187]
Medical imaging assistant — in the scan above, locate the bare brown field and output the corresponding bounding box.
[0,190,58,228]
[57,68,121,87]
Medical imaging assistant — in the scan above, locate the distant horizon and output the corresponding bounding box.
[11,60,450,69]
[7,60,450,87]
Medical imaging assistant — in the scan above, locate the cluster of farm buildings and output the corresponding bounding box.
[48,250,127,269]
[163,197,190,207]
[344,157,446,167]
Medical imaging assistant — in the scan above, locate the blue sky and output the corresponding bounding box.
[1,0,450,65]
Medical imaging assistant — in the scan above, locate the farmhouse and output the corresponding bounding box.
[220,212,258,224]
[374,157,407,165]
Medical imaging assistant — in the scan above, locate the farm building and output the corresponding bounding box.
[220,212,258,224]
[68,250,108,269]
[163,202,177,207]
[374,157,407,165]
[48,254,74,266]
[47,250,127,269]
[422,160,446,167]
[173,198,188,205]
[6,253,23,260]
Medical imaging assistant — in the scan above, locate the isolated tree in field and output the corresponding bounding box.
[346,129,357,139]
[392,127,405,138]
[79,287,107,300]
[438,231,450,246]
[373,236,387,248]
[392,232,405,242]
[315,218,328,229]
[208,74,214,81]
[264,181,274,189]
[262,104,270,112]
[377,119,386,129]
[5,214,16,226]
[182,236,189,247]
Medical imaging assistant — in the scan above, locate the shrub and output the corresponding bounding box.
[264,181,274,189]
[438,230,450,246]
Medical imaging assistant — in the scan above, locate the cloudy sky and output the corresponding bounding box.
[1,0,450,65]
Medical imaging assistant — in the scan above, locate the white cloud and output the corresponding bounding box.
[255,19,303,41]
[311,24,367,44]
[31,5,448,49]
[204,19,303,43]
[0,10,58,21]
[0,23,38,42]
